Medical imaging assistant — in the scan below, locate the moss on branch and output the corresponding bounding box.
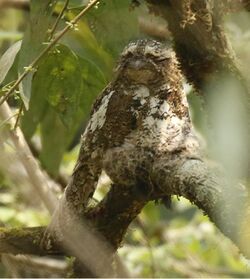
[0,226,61,256]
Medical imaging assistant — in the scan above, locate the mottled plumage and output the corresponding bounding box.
[65,39,199,215]
[45,40,199,244]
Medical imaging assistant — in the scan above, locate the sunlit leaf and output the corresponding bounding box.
[0,41,21,85]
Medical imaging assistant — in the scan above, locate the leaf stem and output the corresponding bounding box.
[48,0,70,41]
[14,102,23,129]
[0,0,100,106]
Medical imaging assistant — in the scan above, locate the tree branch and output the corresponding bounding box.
[0,184,146,255]
[152,156,250,258]
[0,182,139,277]
[0,227,55,256]
[86,183,149,249]
[2,254,68,278]
[1,157,250,260]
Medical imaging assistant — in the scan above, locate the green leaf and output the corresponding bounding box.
[22,44,82,140]
[57,0,87,9]
[22,43,106,175]
[40,108,71,176]
[61,0,144,83]
[0,41,21,85]
[39,47,106,176]
[85,0,141,57]
[18,0,57,108]
[78,55,106,118]
[62,14,114,80]
[21,78,48,139]
[36,44,83,127]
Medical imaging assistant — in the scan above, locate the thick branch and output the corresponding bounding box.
[41,183,146,277]
[152,157,250,258]
[0,227,58,256]
[0,183,139,277]
[1,157,250,273]
[0,183,148,271]
[86,183,149,249]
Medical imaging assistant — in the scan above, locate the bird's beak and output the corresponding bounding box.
[127,59,148,70]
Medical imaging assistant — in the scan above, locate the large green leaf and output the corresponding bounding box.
[18,0,57,108]
[36,44,83,127]
[39,47,105,175]
[78,55,106,118]
[61,14,114,80]
[22,44,106,175]
[61,0,144,81]
[84,0,142,57]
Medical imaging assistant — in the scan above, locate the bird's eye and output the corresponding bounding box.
[126,51,134,57]
[121,51,134,61]
[156,57,169,62]
[145,53,168,62]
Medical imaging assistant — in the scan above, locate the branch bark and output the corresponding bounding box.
[152,156,250,256]
[86,183,149,249]
[1,158,250,259]
[0,227,51,256]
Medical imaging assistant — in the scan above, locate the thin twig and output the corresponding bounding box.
[0,112,18,129]
[0,0,100,106]
[13,102,23,130]
[48,0,70,41]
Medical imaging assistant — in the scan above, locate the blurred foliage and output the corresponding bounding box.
[120,199,250,278]
[0,0,250,277]
[18,0,57,107]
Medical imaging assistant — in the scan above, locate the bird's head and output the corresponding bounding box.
[116,39,174,85]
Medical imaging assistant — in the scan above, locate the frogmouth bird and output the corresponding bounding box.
[66,39,198,212]
[45,39,199,242]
